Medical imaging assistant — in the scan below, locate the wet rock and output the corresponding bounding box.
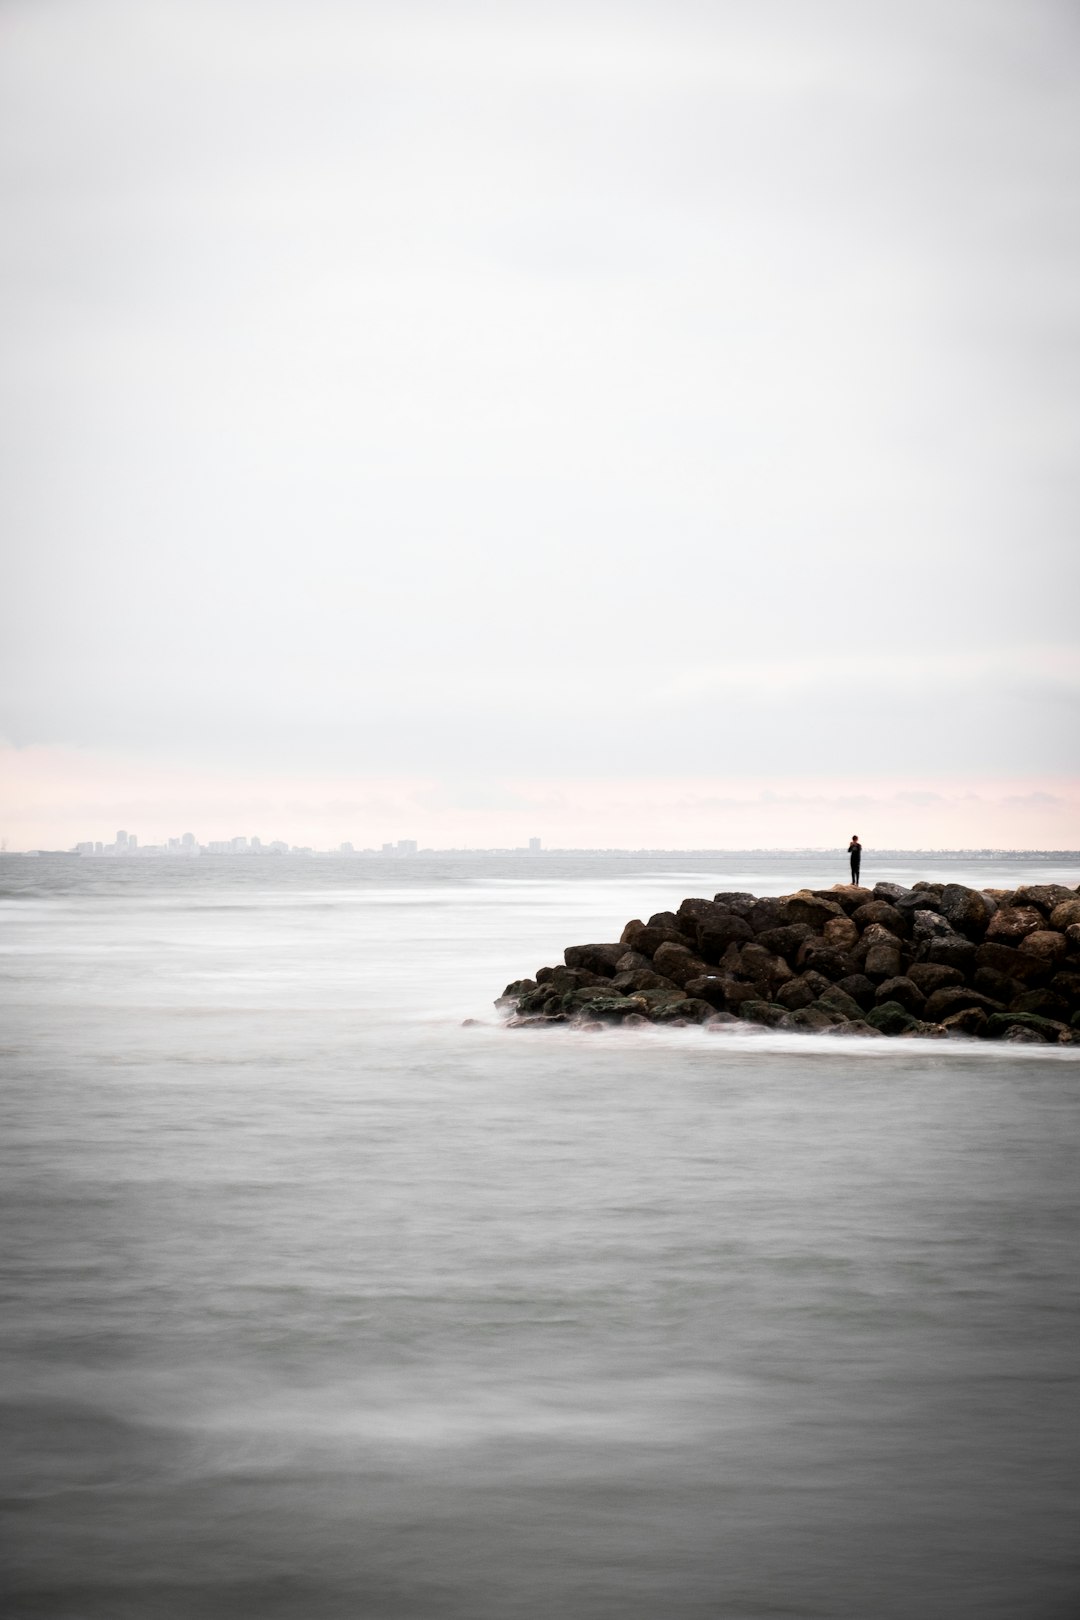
[938,883,995,937]
[704,1010,741,1028]
[796,941,855,981]
[653,997,715,1024]
[611,967,673,993]
[564,943,625,977]
[972,966,1023,1004]
[620,919,646,946]
[537,964,608,992]
[874,976,926,1016]
[562,986,626,1014]
[907,962,965,994]
[985,1010,1069,1041]
[835,973,876,1010]
[923,986,1004,1022]
[496,977,537,1009]
[1002,1025,1048,1043]
[647,910,681,931]
[571,995,650,1025]
[1010,988,1070,1021]
[823,1019,885,1037]
[940,1006,990,1038]
[739,998,789,1028]
[775,976,817,1011]
[985,906,1044,943]
[684,974,729,1010]
[816,985,864,1021]
[788,1005,838,1032]
[865,1000,920,1035]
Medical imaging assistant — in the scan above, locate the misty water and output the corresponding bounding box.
[2,853,1078,1619]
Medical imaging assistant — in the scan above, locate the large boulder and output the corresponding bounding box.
[895,888,944,917]
[711,891,757,917]
[1018,930,1067,966]
[938,883,996,937]
[873,882,909,903]
[874,976,926,1016]
[985,906,1044,943]
[627,923,686,957]
[817,984,864,1021]
[738,999,789,1029]
[755,923,813,960]
[1010,988,1071,1021]
[907,962,965,994]
[776,890,846,930]
[749,897,787,934]
[975,940,1047,984]
[652,940,711,988]
[1049,897,1080,931]
[866,1000,920,1035]
[564,943,626,977]
[1012,883,1078,915]
[823,915,859,952]
[920,936,978,973]
[827,884,875,913]
[684,974,730,1010]
[836,973,876,1009]
[924,986,1004,1022]
[985,1010,1069,1042]
[940,1006,990,1038]
[911,909,955,943]
[775,976,817,1011]
[852,900,906,935]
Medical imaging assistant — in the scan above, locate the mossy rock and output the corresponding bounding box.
[865,1000,920,1036]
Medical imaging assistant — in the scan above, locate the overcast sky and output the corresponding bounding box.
[2,0,1078,846]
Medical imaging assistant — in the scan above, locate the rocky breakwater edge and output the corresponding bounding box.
[496,881,1080,1044]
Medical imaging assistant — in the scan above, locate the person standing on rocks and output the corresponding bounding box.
[848,835,862,885]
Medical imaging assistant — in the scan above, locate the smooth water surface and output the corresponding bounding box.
[2,854,1078,1618]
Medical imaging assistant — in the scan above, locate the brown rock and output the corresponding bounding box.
[874,976,926,1016]
[776,977,816,1011]
[938,883,996,937]
[919,936,978,973]
[852,901,906,935]
[823,1019,885,1037]
[619,919,646,946]
[711,891,757,917]
[974,940,1048,984]
[835,973,876,1009]
[1010,988,1070,1020]
[940,1007,990,1038]
[653,941,710,988]
[1049,898,1080,931]
[755,923,814,960]
[684,974,729,1010]
[776,890,846,930]
[1012,883,1078,914]
[827,884,875,913]
[1019,930,1068,965]
[615,951,651,973]
[985,906,1044,943]
[564,943,626,976]
[924,986,1004,1022]
[788,1005,839,1032]
[823,915,859,951]
[907,962,965,994]
[630,924,687,957]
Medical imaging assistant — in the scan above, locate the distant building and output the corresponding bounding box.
[397,839,417,855]
[529,837,541,853]
[381,842,394,854]
[128,834,137,850]
[231,836,248,852]
[339,841,354,854]
[181,832,196,848]
[76,842,94,855]
[116,830,128,849]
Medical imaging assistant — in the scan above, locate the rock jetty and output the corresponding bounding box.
[497,881,1080,1043]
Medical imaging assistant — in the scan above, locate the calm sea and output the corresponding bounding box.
[2,853,1078,1619]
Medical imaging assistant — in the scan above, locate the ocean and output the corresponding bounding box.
[2,852,1078,1619]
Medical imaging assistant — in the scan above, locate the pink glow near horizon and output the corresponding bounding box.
[2,747,1078,850]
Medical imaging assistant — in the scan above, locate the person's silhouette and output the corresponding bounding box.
[847,835,862,885]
